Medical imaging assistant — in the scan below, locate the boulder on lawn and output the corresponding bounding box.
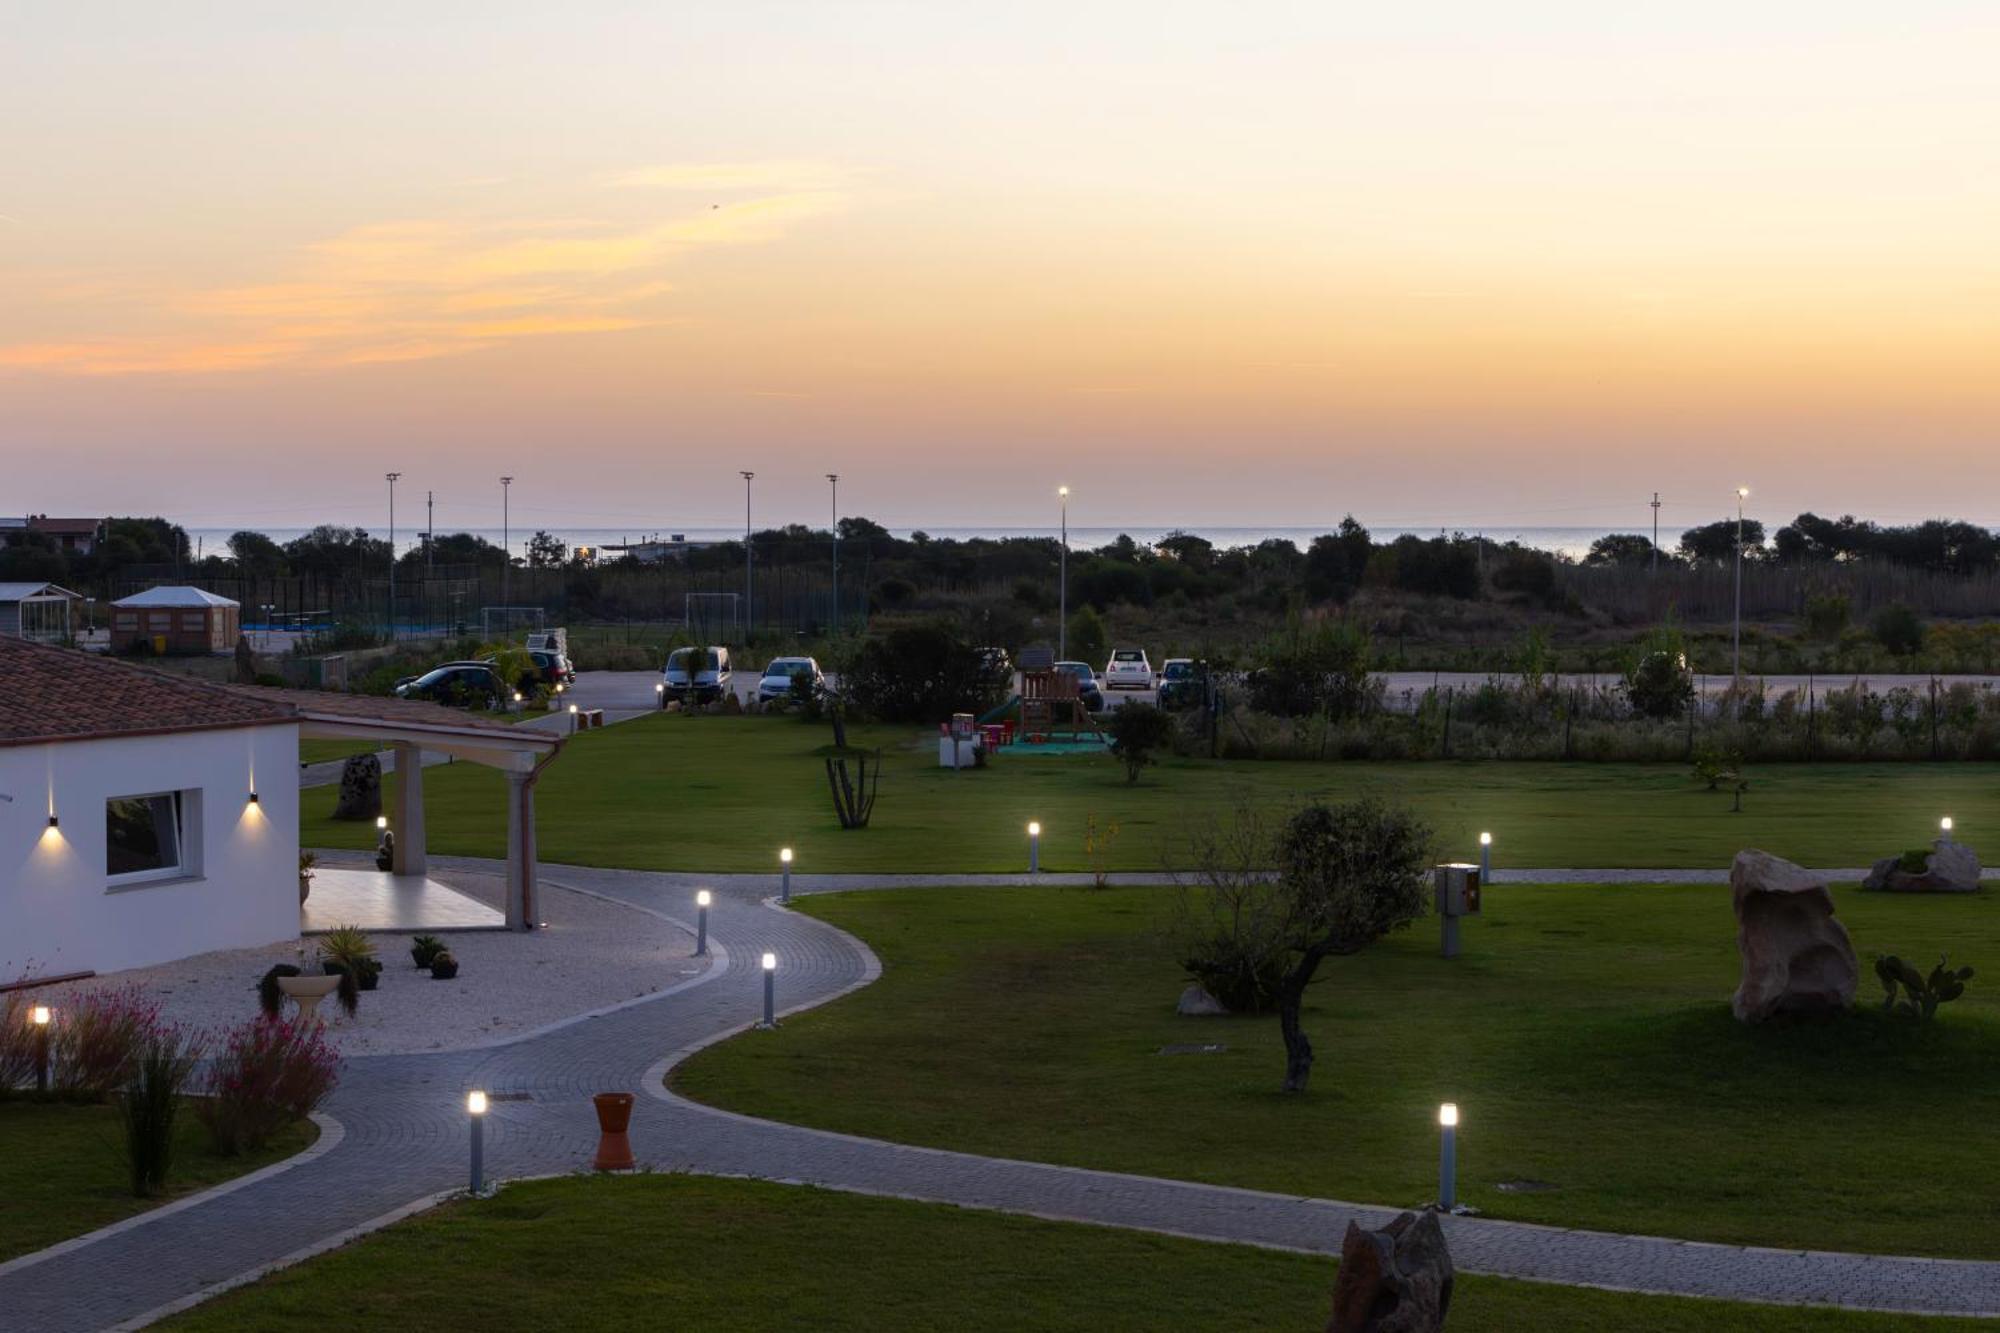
[1327,1209,1453,1333]
[1863,838,1982,894]
[1731,849,1857,1023]
[332,753,383,822]
[1176,983,1229,1016]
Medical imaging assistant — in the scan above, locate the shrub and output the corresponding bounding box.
[121,1026,205,1196]
[1872,603,1926,656]
[198,1017,340,1154]
[409,935,446,969]
[1874,954,1974,1021]
[1105,702,1175,783]
[1804,593,1851,640]
[258,964,302,1019]
[1247,618,1377,719]
[429,952,460,980]
[838,623,1007,723]
[1166,807,1289,1014]
[1082,814,1119,888]
[319,925,380,1002]
[52,988,161,1098]
[1065,606,1109,664]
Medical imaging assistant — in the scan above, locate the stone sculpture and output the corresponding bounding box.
[1730,849,1857,1022]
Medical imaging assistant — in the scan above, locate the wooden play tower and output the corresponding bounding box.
[1019,665,1103,743]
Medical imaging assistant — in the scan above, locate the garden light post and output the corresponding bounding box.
[741,470,755,639]
[500,476,514,605]
[1733,486,1748,700]
[1057,486,1069,660]
[828,472,840,632]
[695,890,711,955]
[1028,821,1042,874]
[1942,816,1954,836]
[760,952,777,1028]
[655,681,666,709]
[1437,1103,1459,1211]
[1478,831,1491,887]
[568,701,579,735]
[780,847,793,904]
[467,1090,488,1194]
[32,1005,51,1093]
[386,472,401,640]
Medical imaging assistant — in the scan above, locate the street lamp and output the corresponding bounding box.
[741,471,755,641]
[1057,486,1070,660]
[500,476,514,606]
[827,473,840,633]
[1733,486,1749,699]
[386,472,401,641]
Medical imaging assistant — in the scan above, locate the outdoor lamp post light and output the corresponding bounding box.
[1057,486,1070,660]
[1733,486,1749,701]
[376,815,389,831]
[655,681,666,709]
[1028,820,1042,874]
[695,890,711,955]
[467,1090,488,1194]
[385,471,401,641]
[760,952,777,1028]
[780,847,793,904]
[1478,831,1491,886]
[1942,816,1955,835]
[31,1005,51,1093]
[1438,1103,1459,1211]
[568,702,579,734]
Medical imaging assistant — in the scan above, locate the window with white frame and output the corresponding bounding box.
[106,790,201,884]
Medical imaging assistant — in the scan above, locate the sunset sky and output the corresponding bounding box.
[6,3,1999,538]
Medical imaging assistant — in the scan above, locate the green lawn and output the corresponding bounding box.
[300,713,2000,871]
[0,1101,316,1262]
[160,1174,1968,1331]
[674,881,2000,1259]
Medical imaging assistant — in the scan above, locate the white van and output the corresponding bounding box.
[663,645,732,704]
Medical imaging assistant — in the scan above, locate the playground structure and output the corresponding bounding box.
[971,658,1107,755]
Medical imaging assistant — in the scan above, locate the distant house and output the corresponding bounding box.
[111,587,241,655]
[27,516,105,555]
[0,583,82,644]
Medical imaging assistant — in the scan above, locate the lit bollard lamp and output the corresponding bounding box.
[780,847,793,904]
[758,952,778,1028]
[1434,862,1481,960]
[1478,831,1492,887]
[467,1090,489,1195]
[31,1005,52,1093]
[695,890,711,956]
[655,681,667,710]
[1437,1102,1459,1211]
[1027,821,1042,874]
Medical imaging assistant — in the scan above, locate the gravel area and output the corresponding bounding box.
[39,862,705,1056]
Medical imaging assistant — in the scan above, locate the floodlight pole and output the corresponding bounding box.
[386,472,401,641]
[828,473,840,633]
[1733,486,1748,708]
[1058,486,1069,660]
[500,476,514,606]
[741,471,755,641]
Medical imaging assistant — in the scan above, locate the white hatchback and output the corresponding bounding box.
[1103,648,1152,690]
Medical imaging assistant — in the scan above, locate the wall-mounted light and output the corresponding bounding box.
[248,791,260,806]
[47,814,58,829]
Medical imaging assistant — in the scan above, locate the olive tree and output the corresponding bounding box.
[1269,799,1432,1093]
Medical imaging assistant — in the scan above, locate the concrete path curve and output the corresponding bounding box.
[5,860,2000,1329]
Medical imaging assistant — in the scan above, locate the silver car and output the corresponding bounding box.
[758,655,824,703]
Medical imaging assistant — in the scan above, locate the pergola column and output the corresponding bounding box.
[391,742,427,876]
[505,768,537,931]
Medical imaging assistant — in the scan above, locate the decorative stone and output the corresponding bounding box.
[332,753,383,821]
[1730,849,1857,1023]
[1863,839,1982,894]
[1327,1209,1454,1333]
[1176,983,1230,1016]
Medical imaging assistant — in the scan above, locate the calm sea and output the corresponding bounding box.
[188,524,1622,562]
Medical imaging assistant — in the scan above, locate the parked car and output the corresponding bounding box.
[393,661,505,709]
[663,645,732,704]
[1054,660,1104,711]
[758,655,825,703]
[1156,658,1206,710]
[1103,648,1153,691]
[486,647,572,693]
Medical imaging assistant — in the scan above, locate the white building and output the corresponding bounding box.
[2,637,562,983]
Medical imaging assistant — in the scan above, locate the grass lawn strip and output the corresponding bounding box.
[298,713,2000,872]
[0,1101,317,1264]
[673,881,2000,1260]
[159,1174,1964,1332]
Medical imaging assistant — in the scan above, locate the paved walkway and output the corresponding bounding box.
[6,862,2000,1329]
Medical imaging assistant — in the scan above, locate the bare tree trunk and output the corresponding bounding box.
[1279,991,1313,1093]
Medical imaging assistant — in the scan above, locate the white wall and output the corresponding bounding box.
[1,723,300,978]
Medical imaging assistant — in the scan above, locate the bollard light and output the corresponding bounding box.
[1028,820,1042,874]
[376,815,388,831]
[32,1005,51,1094]
[1437,1102,1459,1210]
[467,1089,488,1195]
[760,952,777,1028]
[695,889,711,956]
[780,847,793,904]
[1942,816,1955,835]
[1478,831,1491,887]
[655,681,666,709]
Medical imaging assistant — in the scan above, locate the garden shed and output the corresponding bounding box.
[110,586,241,655]
[0,582,80,643]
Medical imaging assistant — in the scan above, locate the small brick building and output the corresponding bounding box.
[110,587,241,655]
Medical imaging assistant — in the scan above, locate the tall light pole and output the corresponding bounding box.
[1057,485,1070,660]
[741,471,755,641]
[386,472,401,640]
[1733,486,1749,696]
[500,476,514,606]
[1650,491,1661,574]
[827,472,840,634]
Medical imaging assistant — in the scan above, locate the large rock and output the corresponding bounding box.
[1176,983,1229,1016]
[1731,850,1857,1023]
[1327,1209,1453,1333]
[1863,838,1982,894]
[332,753,383,822]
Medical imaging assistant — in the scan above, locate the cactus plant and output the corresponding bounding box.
[1874,953,1975,1020]
[429,951,459,980]
[409,934,446,968]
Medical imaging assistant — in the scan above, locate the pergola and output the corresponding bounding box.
[233,687,564,929]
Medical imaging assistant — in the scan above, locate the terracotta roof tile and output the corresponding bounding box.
[0,637,293,746]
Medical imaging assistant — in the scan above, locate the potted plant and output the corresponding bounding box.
[298,851,317,905]
[319,924,382,992]
[429,951,459,980]
[258,963,302,1018]
[409,934,446,968]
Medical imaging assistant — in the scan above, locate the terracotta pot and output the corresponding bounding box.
[592,1092,636,1171]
